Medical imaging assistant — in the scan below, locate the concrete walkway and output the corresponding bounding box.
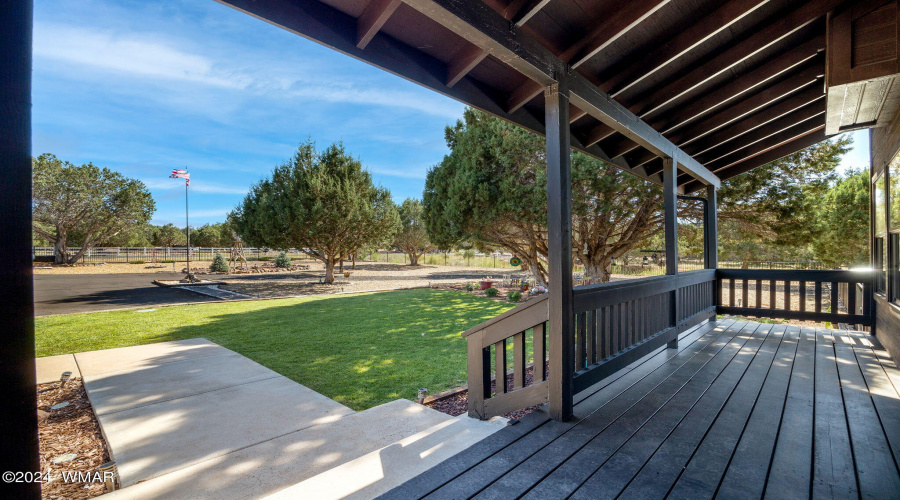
[37,340,505,499]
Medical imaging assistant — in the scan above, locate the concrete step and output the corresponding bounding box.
[105,399,503,499]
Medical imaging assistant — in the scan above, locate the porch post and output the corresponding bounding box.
[0,1,40,498]
[705,185,718,269]
[663,158,679,348]
[545,82,574,421]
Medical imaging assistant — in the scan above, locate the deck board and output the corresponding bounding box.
[378,320,900,500]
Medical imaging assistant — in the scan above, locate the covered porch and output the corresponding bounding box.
[383,319,900,499]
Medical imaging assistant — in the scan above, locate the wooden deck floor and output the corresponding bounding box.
[381,319,900,499]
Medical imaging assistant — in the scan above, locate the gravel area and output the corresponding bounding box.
[213,261,533,298]
[37,379,111,499]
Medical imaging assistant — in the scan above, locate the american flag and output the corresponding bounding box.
[170,168,190,186]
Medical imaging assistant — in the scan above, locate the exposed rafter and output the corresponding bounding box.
[670,64,824,146]
[703,115,825,171]
[632,0,843,118]
[696,103,825,163]
[505,0,668,114]
[357,0,403,49]
[401,0,719,187]
[561,0,670,69]
[504,0,553,27]
[446,44,489,86]
[683,86,825,156]
[683,128,828,192]
[604,0,770,97]
[655,38,825,134]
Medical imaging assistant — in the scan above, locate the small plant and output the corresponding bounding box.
[484,287,499,297]
[209,252,230,273]
[466,283,478,292]
[508,291,522,303]
[128,260,146,265]
[274,251,292,268]
[258,256,273,262]
[160,259,175,264]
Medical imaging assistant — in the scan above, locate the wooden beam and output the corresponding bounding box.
[567,77,720,187]
[633,0,844,118]
[446,44,488,86]
[656,38,825,134]
[704,116,825,171]
[670,64,824,146]
[504,0,553,27]
[357,0,403,49]
[696,103,825,164]
[683,86,825,156]
[604,0,771,97]
[584,123,616,147]
[545,82,574,421]
[603,135,641,159]
[684,128,828,191]
[561,0,670,69]
[0,0,40,496]
[402,0,719,187]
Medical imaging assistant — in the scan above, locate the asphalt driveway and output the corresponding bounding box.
[34,273,215,316]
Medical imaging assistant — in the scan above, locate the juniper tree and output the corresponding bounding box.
[32,154,155,264]
[230,140,399,283]
[394,198,434,265]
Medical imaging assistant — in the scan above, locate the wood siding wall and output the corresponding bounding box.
[872,105,900,362]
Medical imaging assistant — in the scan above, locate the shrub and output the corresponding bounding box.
[128,260,146,265]
[507,291,522,303]
[274,251,292,268]
[484,287,499,297]
[466,283,478,292]
[209,252,230,273]
[258,256,273,262]
[160,259,175,264]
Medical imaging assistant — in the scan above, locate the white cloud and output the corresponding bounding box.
[141,178,247,195]
[368,166,428,179]
[33,22,464,119]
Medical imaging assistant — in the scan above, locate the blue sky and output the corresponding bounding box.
[33,0,869,226]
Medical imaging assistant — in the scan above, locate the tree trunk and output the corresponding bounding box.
[339,258,344,273]
[324,259,335,283]
[352,254,356,269]
[584,260,612,283]
[409,251,419,266]
[53,235,68,264]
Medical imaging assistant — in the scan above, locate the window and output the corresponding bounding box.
[875,172,887,295]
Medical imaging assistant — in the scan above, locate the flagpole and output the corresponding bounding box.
[185,179,190,276]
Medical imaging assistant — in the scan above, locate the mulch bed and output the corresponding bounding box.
[436,283,543,305]
[425,364,549,420]
[37,379,111,500]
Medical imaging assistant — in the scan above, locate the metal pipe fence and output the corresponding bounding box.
[33,247,312,264]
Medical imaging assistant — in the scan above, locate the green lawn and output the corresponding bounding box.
[35,289,514,410]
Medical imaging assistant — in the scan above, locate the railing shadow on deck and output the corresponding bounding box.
[462,268,876,420]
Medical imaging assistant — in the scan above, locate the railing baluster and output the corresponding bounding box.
[495,339,507,395]
[784,281,791,311]
[729,279,736,307]
[769,280,777,310]
[533,323,546,383]
[815,281,822,314]
[755,280,762,308]
[586,310,595,365]
[576,312,586,372]
[513,331,526,389]
[847,282,856,316]
[830,281,839,315]
[799,280,807,312]
[741,279,748,308]
[601,307,609,360]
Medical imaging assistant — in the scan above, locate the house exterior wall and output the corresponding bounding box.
[872,111,900,361]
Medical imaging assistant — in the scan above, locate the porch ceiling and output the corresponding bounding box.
[214,0,843,191]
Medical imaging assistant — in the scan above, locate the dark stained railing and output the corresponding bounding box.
[463,269,717,419]
[716,269,874,326]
